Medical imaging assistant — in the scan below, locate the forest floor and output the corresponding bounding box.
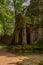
[0,46,43,65]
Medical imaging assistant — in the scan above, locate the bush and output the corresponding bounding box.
[7,40,43,54]
[9,44,43,54]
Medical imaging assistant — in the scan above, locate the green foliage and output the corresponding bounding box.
[0,0,14,35]
[7,43,43,54]
[0,0,29,35]
[13,0,28,14]
[26,0,43,24]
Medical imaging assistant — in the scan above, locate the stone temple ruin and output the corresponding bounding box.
[12,13,43,45]
[0,0,43,45]
[12,0,43,45]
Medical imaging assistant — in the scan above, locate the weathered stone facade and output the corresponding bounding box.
[13,13,43,45]
[31,25,43,44]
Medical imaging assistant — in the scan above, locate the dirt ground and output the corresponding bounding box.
[0,48,43,65]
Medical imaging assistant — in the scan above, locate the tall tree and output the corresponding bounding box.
[13,0,27,14]
[26,0,43,24]
[0,0,14,35]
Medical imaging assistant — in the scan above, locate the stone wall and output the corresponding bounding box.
[38,27,43,41]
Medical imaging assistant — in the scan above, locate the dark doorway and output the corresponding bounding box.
[26,31,30,44]
[19,29,22,44]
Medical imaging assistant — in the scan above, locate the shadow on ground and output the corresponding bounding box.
[0,48,43,65]
[8,58,40,65]
[0,48,17,57]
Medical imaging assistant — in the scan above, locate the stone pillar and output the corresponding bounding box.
[38,27,42,40]
[29,26,34,44]
[30,31,33,44]
[22,24,27,45]
[15,30,19,44]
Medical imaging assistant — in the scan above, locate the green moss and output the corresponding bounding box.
[26,16,33,24]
